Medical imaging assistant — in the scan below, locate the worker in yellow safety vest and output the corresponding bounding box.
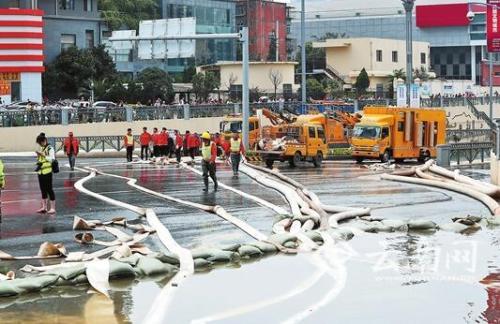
[228,132,245,177]
[124,128,134,162]
[0,159,4,219]
[201,132,218,192]
[35,133,56,214]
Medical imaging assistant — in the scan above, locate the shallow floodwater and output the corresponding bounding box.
[0,158,498,323]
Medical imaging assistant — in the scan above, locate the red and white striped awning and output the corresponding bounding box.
[0,9,44,73]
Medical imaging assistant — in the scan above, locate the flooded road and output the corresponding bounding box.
[0,157,498,323]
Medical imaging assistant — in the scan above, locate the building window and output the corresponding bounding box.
[59,0,75,10]
[459,53,466,64]
[61,34,76,51]
[83,0,92,11]
[446,53,453,64]
[376,50,382,62]
[392,51,398,63]
[420,53,426,64]
[86,30,94,48]
[453,64,460,76]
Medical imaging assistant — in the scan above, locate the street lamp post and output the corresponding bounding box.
[301,0,306,105]
[402,0,415,107]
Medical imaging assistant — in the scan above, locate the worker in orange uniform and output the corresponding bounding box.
[201,132,218,192]
[187,131,198,160]
[64,131,79,171]
[140,127,152,160]
[124,128,134,162]
[174,130,183,163]
[228,132,246,176]
[151,127,160,158]
[159,127,169,159]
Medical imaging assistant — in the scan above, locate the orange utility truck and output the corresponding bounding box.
[351,106,446,163]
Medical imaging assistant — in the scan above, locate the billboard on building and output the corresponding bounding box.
[137,18,196,60]
[487,0,500,52]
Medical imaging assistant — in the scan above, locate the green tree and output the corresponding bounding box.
[322,79,343,98]
[295,42,326,75]
[43,46,117,100]
[99,0,159,30]
[306,78,326,100]
[355,68,370,94]
[136,67,174,103]
[182,62,197,83]
[192,72,220,101]
[387,68,406,99]
[413,67,430,81]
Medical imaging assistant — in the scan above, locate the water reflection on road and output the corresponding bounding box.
[0,158,498,323]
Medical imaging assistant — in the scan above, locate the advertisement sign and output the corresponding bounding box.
[487,0,500,52]
[396,85,406,107]
[410,84,421,108]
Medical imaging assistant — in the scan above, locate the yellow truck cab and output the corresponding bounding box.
[220,114,260,148]
[351,106,446,163]
[260,116,328,168]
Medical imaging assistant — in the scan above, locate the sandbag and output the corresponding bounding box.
[328,228,354,241]
[283,241,298,249]
[408,219,437,231]
[206,250,240,263]
[381,219,409,232]
[116,254,141,266]
[486,217,500,226]
[438,222,470,233]
[0,275,60,297]
[250,241,278,254]
[135,257,177,276]
[303,231,324,243]
[191,248,216,260]
[238,245,263,258]
[193,258,212,269]
[47,265,86,281]
[268,233,297,246]
[155,252,180,265]
[220,244,241,252]
[0,281,22,297]
[108,260,136,279]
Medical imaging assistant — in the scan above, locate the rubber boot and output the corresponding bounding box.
[36,200,47,213]
[203,178,209,192]
[47,201,56,214]
[214,181,218,192]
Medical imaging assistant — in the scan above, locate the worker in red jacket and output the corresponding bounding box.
[183,131,190,157]
[159,127,169,158]
[64,131,79,171]
[187,131,198,160]
[139,127,152,160]
[151,128,160,158]
[124,128,134,162]
[174,130,183,163]
[200,132,218,192]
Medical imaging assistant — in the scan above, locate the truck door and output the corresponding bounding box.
[317,126,327,156]
[380,127,390,153]
[307,126,318,157]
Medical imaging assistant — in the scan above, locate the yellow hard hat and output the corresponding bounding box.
[201,132,211,140]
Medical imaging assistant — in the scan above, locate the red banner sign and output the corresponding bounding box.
[487,0,500,52]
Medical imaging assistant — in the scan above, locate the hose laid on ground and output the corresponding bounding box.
[381,173,500,216]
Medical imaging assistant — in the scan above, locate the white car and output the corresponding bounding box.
[92,101,117,109]
[5,101,40,110]
[72,101,91,109]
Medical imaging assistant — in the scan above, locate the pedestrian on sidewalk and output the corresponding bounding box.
[124,128,134,162]
[174,130,183,163]
[152,127,160,158]
[201,132,218,192]
[35,133,56,214]
[63,131,79,171]
[228,132,245,177]
[140,127,152,160]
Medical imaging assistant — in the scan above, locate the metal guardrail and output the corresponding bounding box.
[49,136,142,153]
[448,141,493,165]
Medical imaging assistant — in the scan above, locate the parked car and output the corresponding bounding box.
[71,101,91,109]
[5,101,41,110]
[93,101,117,109]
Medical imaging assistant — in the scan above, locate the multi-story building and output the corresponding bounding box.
[313,38,431,93]
[291,2,500,86]
[235,0,292,62]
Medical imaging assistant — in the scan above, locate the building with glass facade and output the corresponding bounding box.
[291,2,498,86]
[112,0,236,76]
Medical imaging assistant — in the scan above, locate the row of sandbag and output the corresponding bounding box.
[338,214,500,235]
[0,232,325,298]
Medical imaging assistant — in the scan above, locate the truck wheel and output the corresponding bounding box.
[289,152,301,168]
[313,152,323,167]
[265,159,274,168]
[381,150,391,163]
[418,150,430,163]
[355,157,364,164]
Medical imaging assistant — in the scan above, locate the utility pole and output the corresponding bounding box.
[402,0,415,107]
[301,0,306,105]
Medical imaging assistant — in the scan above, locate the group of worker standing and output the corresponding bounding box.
[124,127,245,191]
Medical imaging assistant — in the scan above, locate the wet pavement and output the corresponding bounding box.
[0,157,498,323]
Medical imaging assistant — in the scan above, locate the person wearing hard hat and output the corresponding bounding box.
[228,132,245,176]
[200,131,218,192]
